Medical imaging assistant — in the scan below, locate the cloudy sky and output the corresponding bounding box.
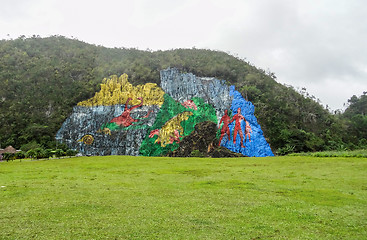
[1,0,366,110]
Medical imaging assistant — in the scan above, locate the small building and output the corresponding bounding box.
[0,146,17,161]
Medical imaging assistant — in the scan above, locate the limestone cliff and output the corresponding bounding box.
[161,68,232,122]
[56,68,274,157]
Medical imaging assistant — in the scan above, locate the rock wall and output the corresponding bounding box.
[56,68,274,157]
[219,86,274,157]
[161,69,232,122]
[56,105,159,156]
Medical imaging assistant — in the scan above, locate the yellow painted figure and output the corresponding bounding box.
[97,128,112,135]
[78,74,165,106]
[78,135,94,145]
[149,112,193,147]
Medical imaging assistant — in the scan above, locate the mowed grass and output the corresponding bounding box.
[0,156,366,239]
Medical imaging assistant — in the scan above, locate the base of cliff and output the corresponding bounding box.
[168,121,245,158]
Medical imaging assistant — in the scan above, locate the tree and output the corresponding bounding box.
[0,36,357,153]
[343,93,367,146]
[20,141,42,152]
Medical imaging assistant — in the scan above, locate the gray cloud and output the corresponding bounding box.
[1,0,366,110]
[206,0,367,109]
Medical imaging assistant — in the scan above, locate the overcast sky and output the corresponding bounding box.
[1,0,366,110]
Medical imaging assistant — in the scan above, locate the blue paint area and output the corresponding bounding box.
[219,86,274,157]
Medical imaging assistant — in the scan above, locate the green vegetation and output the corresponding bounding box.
[139,94,217,156]
[289,149,367,158]
[1,146,77,161]
[0,156,366,239]
[0,36,365,153]
[341,94,367,146]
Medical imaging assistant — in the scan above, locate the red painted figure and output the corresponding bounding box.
[181,99,198,110]
[218,109,231,146]
[110,97,151,127]
[231,108,246,148]
[245,120,252,143]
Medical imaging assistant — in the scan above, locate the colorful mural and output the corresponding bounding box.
[139,94,217,156]
[216,85,274,157]
[107,97,152,128]
[149,112,193,147]
[78,134,94,145]
[56,68,274,157]
[218,109,231,146]
[78,74,165,107]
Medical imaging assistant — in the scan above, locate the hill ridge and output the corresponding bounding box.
[0,36,356,153]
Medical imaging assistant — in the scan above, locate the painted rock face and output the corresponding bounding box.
[56,68,273,157]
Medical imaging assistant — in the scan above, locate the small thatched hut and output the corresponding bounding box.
[0,146,17,161]
[0,146,17,154]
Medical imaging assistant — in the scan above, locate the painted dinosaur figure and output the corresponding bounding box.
[149,111,193,147]
[110,97,151,127]
[149,129,182,145]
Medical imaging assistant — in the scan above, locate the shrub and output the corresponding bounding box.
[33,148,45,159]
[65,149,77,158]
[26,149,36,159]
[43,149,53,159]
[15,152,26,159]
[55,149,65,158]
[276,145,295,156]
[191,150,206,158]
[3,153,16,161]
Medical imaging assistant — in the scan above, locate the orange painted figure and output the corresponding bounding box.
[245,120,252,143]
[110,97,151,127]
[218,109,231,146]
[231,108,246,148]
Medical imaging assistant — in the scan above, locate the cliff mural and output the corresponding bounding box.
[139,94,217,156]
[56,68,274,157]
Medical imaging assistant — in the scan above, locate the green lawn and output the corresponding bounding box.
[0,156,366,239]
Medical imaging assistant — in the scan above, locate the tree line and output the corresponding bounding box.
[0,36,365,154]
[2,148,78,161]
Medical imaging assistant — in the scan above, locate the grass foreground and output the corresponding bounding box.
[289,149,367,158]
[0,156,366,239]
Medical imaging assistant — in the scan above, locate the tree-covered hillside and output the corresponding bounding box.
[0,36,364,153]
[341,93,367,146]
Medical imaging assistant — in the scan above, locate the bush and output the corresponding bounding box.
[15,152,26,159]
[65,149,77,158]
[34,148,45,159]
[43,149,53,159]
[26,149,36,159]
[55,149,65,158]
[276,145,295,156]
[56,143,69,152]
[190,150,206,158]
[2,153,16,161]
[359,138,367,148]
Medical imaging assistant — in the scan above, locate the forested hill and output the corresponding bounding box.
[0,36,364,153]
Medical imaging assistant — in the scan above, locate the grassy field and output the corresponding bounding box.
[0,156,366,239]
[289,149,367,158]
